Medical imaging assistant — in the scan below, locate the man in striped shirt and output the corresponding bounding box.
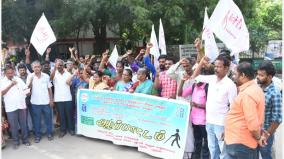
[154,57,177,98]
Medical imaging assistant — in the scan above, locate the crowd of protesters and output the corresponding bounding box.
[1,39,282,159]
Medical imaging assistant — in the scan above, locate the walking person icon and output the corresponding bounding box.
[164,129,180,148]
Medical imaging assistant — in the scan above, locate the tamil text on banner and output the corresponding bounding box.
[77,90,190,159]
[207,0,249,55]
[30,13,56,56]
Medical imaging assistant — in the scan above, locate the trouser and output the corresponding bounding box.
[56,101,74,133]
[258,134,274,159]
[6,109,29,145]
[192,124,210,159]
[31,104,53,138]
[206,123,224,159]
[223,143,258,159]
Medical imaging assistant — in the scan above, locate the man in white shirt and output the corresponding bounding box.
[50,59,74,137]
[27,61,54,143]
[17,63,34,134]
[1,65,31,149]
[191,55,237,159]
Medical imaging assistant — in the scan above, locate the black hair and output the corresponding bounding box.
[41,60,50,65]
[94,70,104,78]
[237,62,255,80]
[158,55,168,61]
[166,57,176,64]
[185,57,195,66]
[116,61,124,67]
[17,64,27,70]
[4,65,14,73]
[78,67,84,72]
[215,54,230,67]
[124,68,133,77]
[219,49,232,61]
[74,60,80,67]
[257,60,276,77]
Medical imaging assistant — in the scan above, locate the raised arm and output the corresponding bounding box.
[82,65,90,83]
[45,47,51,61]
[25,46,31,65]
[68,47,77,62]
[177,73,190,96]
[99,50,109,72]
[190,56,209,79]
[25,47,33,73]
[50,61,58,81]
[166,58,187,81]
[153,67,160,89]
[135,49,145,61]
[144,44,156,78]
[195,38,204,63]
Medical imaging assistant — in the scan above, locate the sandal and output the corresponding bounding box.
[34,138,40,143]
[24,141,31,146]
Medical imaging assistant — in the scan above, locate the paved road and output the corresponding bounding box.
[2,133,159,159]
[3,126,282,159]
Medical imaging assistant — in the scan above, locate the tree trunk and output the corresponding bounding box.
[93,23,107,55]
[76,28,80,55]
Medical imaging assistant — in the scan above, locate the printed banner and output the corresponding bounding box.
[77,89,190,159]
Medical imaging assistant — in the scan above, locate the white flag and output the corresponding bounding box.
[30,13,56,56]
[159,19,167,55]
[109,45,119,69]
[150,25,160,67]
[208,0,249,55]
[202,7,219,62]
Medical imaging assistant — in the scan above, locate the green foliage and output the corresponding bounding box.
[2,0,282,53]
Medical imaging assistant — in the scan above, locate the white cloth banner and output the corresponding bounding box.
[109,45,119,69]
[30,13,56,56]
[77,90,190,159]
[159,19,167,55]
[150,25,160,68]
[202,7,219,62]
[208,0,249,55]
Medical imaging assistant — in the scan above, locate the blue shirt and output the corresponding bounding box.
[263,82,282,129]
[143,55,156,80]
[72,76,88,95]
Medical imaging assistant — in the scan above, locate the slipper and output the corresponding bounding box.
[24,142,31,146]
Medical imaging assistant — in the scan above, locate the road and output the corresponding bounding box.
[2,126,282,159]
[2,133,159,159]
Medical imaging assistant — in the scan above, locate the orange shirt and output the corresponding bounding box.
[225,80,265,148]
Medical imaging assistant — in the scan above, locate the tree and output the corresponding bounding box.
[2,0,282,55]
[248,0,282,53]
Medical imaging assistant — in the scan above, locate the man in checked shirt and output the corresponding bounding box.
[256,60,282,159]
[154,57,177,99]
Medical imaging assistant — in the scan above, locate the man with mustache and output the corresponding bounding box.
[191,54,237,159]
